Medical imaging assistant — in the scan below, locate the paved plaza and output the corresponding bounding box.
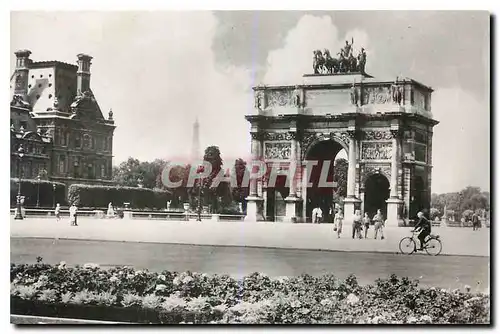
[11,237,489,291]
[10,216,490,257]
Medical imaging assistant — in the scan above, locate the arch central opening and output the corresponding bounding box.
[305,139,346,223]
[364,173,390,219]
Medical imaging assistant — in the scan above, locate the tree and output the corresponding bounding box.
[202,146,223,212]
[112,157,142,187]
[161,162,190,209]
[112,157,167,189]
[431,186,490,221]
[430,208,440,220]
[232,158,249,204]
[139,159,167,189]
[333,158,348,198]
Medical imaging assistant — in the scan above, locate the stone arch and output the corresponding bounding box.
[303,132,349,160]
[363,172,390,219]
[361,168,391,187]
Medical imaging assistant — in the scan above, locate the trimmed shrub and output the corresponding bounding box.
[10,178,66,208]
[68,184,171,209]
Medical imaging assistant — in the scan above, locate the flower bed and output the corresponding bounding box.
[10,262,490,324]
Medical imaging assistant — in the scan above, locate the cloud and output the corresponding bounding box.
[10,11,253,165]
[431,87,490,193]
[262,15,373,85]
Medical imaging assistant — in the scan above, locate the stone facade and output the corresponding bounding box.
[10,50,115,188]
[245,72,438,225]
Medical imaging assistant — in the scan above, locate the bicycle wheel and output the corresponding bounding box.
[399,237,416,255]
[425,237,442,256]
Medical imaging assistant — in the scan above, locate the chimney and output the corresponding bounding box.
[13,49,32,100]
[76,53,93,94]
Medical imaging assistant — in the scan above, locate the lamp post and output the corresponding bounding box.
[197,176,202,222]
[14,145,25,220]
[52,183,56,209]
[36,174,41,207]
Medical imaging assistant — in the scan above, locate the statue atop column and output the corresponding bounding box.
[358,48,367,74]
[293,86,302,107]
[390,77,404,105]
[350,82,360,106]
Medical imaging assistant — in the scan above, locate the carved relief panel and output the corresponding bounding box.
[361,142,392,160]
[267,90,293,108]
[262,132,294,141]
[264,142,292,160]
[362,130,392,141]
[363,86,392,105]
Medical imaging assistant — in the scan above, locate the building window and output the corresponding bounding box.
[75,134,81,148]
[96,136,101,150]
[27,161,32,179]
[59,155,66,174]
[83,134,92,149]
[87,163,94,179]
[101,163,106,178]
[73,157,80,178]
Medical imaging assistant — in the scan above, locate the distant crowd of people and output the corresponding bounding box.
[311,206,386,240]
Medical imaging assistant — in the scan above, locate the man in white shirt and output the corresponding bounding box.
[312,206,323,224]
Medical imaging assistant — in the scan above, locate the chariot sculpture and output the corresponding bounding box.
[313,38,367,75]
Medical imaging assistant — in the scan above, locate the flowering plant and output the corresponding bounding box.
[10,263,490,324]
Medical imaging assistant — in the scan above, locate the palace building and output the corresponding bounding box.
[10,50,115,187]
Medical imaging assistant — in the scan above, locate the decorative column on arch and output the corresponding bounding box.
[284,130,301,223]
[244,130,264,222]
[343,127,361,224]
[386,126,404,227]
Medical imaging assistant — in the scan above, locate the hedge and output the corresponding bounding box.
[67,184,171,209]
[10,178,66,208]
[10,263,490,324]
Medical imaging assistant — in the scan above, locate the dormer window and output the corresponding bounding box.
[83,134,92,149]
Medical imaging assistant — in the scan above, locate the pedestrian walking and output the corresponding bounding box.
[69,203,78,226]
[334,209,344,238]
[352,209,363,239]
[312,206,323,224]
[54,203,61,221]
[107,202,115,218]
[472,211,480,231]
[373,209,385,240]
[362,212,371,239]
[329,205,335,224]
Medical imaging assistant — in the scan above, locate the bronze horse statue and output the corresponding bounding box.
[323,49,340,74]
[313,50,326,74]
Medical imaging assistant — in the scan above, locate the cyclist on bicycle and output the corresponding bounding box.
[413,211,431,250]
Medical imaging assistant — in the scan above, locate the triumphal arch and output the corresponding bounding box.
[244,43,439,226]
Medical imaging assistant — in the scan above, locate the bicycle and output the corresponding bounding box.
[399,230,442,256]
